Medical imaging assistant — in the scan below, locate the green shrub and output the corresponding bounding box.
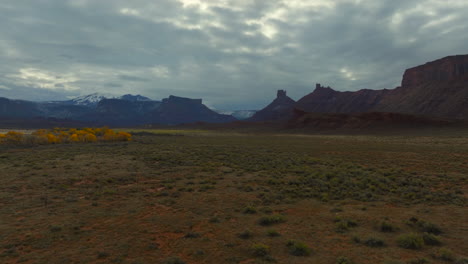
[397,233,424,249]
[422,232,442,246]
[50,226,62,232]
[184,232,201,239]
[258,214,286,226]
[351,236,361,244]
[407,218,442,235]
[455,258,468,264]
[97,252,109,259]
[334,217,357,233]
[243,206,257,214]
[380,221,397,232]
[287,240,311,256]
[419,221,442,235]
[163,257,186,264]
[238,230,254,239]
[266,229,280,237]
[407,258,430,264]
[364,237,386,248]
[337,256,355,264]
[250,243,270,257]
[436,248,455,261]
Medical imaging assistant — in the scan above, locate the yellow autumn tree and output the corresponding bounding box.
[103,130,116,141]
[69,133,80,142]
[6,131,24,143]
[32,129,47,136]
[46,133,60,144]
[84,133,97,142]
[116,132,132,141]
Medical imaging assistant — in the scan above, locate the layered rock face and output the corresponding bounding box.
[252,55,468,122]
[295,84,389,114]
[294,55,468,120]
[375,55,468,119]
[401,55,468,87]
[248,90,296,122]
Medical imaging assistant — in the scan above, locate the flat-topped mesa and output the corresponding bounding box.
[163,95,202,105]
[402,55,468,87]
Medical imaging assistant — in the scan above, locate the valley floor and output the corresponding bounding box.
[0,131,467,264]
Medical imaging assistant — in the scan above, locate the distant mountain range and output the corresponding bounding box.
[1,54,467,128]
[0,94,235,127]
[62,93,153,107]
[249,54,468,122]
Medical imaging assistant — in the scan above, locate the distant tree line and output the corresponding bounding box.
[0,127,132,145]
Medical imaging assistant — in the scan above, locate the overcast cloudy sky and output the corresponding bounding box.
[0,0,467,110]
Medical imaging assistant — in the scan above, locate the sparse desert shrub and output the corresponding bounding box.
[209,216,220,223]
[250,243,270,257]
[397,233,424,249]
[287,240,311,256]
[407,218,442,235]
[184,232,201,239]
[380,221,398,232]
[352,236,361,244]
[97,251,109,259]
[422,232,442,246]
[455,258,468,264]
[163,257,186,264]
[237,230,253,239]
[243,206,257,214]
[337,256,355,264]
[419,221,442,235]
[364,237,386,248]
[49,226,62,232]
[266,229,280,237]
[334,217,357,233]
[258,214,286,226]
[407,258,430,264]
[435,248,455,261]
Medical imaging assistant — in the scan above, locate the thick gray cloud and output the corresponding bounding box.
[0,0,467,110]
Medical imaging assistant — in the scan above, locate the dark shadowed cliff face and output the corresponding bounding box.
[150,95,236,125]
[292,55,468,120]
[248,90,296,122]
[401,55,468,87]
[295,84,389,114]
[374,55,468,119]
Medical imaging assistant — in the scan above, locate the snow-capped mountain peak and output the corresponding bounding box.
[69,93,115,106]
[68,93,153,106]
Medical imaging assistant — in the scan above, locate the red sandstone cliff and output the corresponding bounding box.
[293,54,468,120]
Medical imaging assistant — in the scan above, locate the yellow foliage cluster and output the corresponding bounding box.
[0,127,132,145]
[0,131,25,143]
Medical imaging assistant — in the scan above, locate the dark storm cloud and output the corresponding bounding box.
[0,0,467,109]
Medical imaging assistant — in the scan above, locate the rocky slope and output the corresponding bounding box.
[248,90,296,122]
[150,96,236,125]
